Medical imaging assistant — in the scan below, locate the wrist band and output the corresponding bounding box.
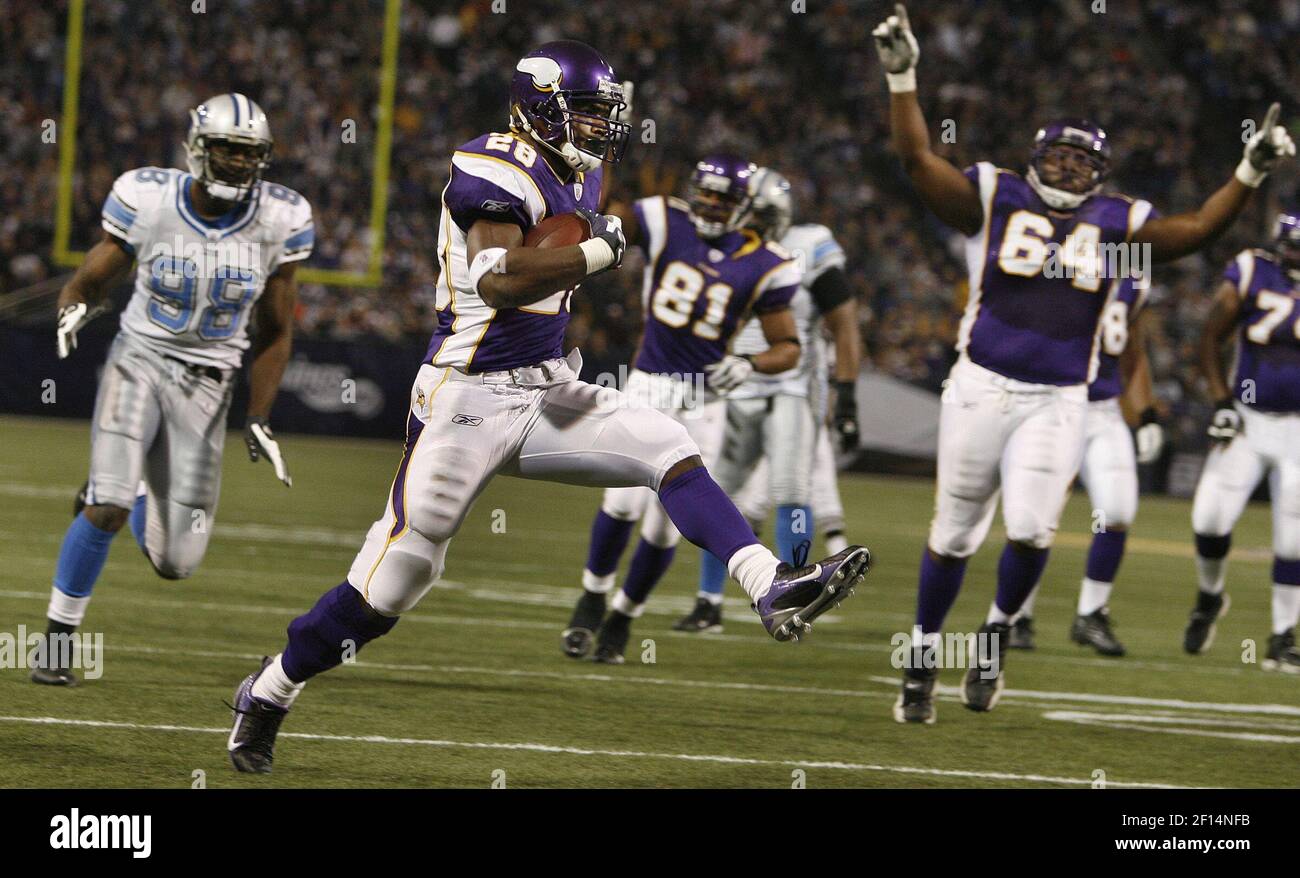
[886,68,917,93]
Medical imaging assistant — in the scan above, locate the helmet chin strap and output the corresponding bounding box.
[1026,166,1094,210]
[511,110,601,173]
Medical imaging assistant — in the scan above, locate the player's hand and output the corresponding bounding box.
[1207,398,1242,445]
[614,80,634,124]
[833,380,860,455]
[1237,103,1296,187]
[56,302,103,359]
[245,417,293,487]
[872,3,920,91]
[704,355,754,393]
[1134,407,1164,464]
[576,207,626,276]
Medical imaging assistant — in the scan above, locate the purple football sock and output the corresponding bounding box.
[280,581,398,683]
[621,538,677,604]
[585,510,635,577]
[657,466,759,566]
[1085,528,1127,583]
[916,549,967,634]
[995,542,1050,617]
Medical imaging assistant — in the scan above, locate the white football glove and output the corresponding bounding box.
[576,208,626,275]
[1134,409,1164,465]
[1237,103,1296,187]
[245,418,293,487]
[56,302,106,359]
[704,355,754,393]
[872,3,920,92]
[1207,399,1243,445]
[614,80,634,125]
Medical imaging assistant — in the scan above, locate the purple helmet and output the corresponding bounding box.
[1276,210,1300,277]
[688,153,759,239]
[509,40,629,173]
[1027,118,1111,210]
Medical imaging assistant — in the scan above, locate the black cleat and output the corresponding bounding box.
[227,657,289,774]
[73,480,88,518]
[592,612,632,665]
[30,665,79,686]
[562,590,607,659]
[672,597,724,633]
[1184,592,1230,655]
[893,664,938,724]
[1071,608,1126,657]
[1007,616,1036,650]
[1262,630,1300,673]
[961,622,1009,713]
[30,622,79,686]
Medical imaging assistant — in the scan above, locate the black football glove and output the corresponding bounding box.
[833,380,860,455]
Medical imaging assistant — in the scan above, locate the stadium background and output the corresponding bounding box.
[1,0,1298,474]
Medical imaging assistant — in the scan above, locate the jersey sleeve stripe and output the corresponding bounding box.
[641,196,669,266]
[1234,251,1255,296]
[284,226,315,251]
[103,194,136,229]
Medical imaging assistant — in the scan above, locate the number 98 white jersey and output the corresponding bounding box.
[101,167,314,370]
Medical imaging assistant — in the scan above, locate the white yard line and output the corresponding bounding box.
[865,675,1300,716]
[0,714,1192,788]
[1043,711,1300,744]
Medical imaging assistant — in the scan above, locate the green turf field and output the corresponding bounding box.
[0,414,1296,788]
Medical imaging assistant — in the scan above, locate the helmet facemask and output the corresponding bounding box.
[1028,138,1108,210]
[513,88,629,173]
[689,177,753,240]
[187,132,272,203]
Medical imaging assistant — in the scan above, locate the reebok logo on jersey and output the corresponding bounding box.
[452,414,483,427]
[480,199,513,213]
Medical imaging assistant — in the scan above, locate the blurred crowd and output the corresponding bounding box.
[3,0,1298,450]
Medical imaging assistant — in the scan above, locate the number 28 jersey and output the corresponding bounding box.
[958,162,1154,387]
[101,167,314,370]
[632,195,801,376]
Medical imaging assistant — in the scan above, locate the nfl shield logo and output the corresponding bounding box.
[573,181,583,201]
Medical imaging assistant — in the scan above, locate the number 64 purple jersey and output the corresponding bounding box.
[631,195,802,377]
[958,161,1157,387]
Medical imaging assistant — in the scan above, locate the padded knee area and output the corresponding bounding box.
[1195,532,1232,560]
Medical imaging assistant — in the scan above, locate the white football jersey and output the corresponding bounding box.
[730,223,846,400]
[101,167,314,369]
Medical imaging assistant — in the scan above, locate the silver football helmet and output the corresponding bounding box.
[746,167,793,242]
[185,93,273,203]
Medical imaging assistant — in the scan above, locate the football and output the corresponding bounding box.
[523,212,590,248]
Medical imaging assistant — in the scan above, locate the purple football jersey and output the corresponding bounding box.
[632,196,800,375]
[1226,250,1300,412]
[958,162,1155,386]
[1087,274,1149,402]
[425,132,603,373]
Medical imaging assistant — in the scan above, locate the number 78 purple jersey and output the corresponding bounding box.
[958,162,1156,386]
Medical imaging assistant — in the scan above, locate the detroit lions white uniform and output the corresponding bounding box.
[89,167,313,575]
[719,223,846,516]
[712,223,842,512]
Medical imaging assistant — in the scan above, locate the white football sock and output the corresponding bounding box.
[696,590,724,606]
[1077,578,1113,616]
[582,569,617,594]
[825,532,849,555]
[728,544,780,602]
[1195,555,1227,595]
[1272,584,1300,636]
[611,590,645,618]
[250,653,305,709]
[1014,584,1040,621]
[46,589,91,627]
[986,602,1012,625]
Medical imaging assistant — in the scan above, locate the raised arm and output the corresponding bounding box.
[1135,104,1295,262]
[873,4,982,236]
